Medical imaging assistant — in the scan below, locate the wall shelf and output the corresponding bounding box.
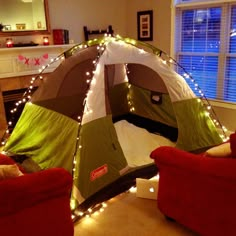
[83,25,113,41]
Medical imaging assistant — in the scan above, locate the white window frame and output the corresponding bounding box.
[175,0,236,7]
[173,0,236,106]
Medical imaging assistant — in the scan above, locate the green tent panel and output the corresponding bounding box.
[5,103,78,172]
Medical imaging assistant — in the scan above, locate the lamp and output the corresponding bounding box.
[6,38,13,47]
[43,36,49,46]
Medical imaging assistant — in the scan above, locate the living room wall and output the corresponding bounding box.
[48,0,128,43]
[126,0,172,54]
[47,0,172,53]
[47,0,172,54]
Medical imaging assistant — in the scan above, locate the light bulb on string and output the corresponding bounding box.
[138,49,145,54]
[91,79,96,85]
[222,126,227,132]
[173,56,229,141]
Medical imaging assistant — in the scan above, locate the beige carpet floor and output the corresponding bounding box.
[74,192,198,236]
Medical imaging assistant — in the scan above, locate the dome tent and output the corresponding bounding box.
[2,37,223,218]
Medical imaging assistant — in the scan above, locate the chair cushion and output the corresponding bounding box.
[205,131,236,158]
[0,164,23,180]
[205,142,231,157]
[0,153,25,173]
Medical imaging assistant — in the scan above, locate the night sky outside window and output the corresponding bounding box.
[175,2,236,103]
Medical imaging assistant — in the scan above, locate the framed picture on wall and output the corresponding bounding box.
[137,10,153,41]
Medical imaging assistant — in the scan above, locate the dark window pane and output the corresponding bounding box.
[230,6,236,53]
[181,8,221,53]
[178,55,218,99]
[225,58,236,102]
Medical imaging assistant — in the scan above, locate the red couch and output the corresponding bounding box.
[0,153,74,236]
[150,132,236,236]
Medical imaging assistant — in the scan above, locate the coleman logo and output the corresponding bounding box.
[90,164,108,181]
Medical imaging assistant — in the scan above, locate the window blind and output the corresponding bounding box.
[175,1,236,103]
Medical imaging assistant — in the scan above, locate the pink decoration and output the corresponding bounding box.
[17,53,49,66]
[18,55,25,61]
[24,58,30,65]
[42,53,49,59]
[34,58,40,66]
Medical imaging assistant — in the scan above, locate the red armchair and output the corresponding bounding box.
[0,153,74,236]
[150,132,236,236]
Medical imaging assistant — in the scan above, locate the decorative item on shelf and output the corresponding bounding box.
[37,21,42,29]
[18,53,49,66]
[0,23,4,31]
[137,10,153,41]
[13,42,39,47]
[53,29,69,45]
[4,25,11,31]
[6,38,13,47]
[83,25,114,41]
[16,23,26,30]
[43,36,49,46]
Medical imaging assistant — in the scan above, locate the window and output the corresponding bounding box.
[175,1,236,103]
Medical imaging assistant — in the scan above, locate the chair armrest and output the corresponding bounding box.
[0,168,72,216]
[150,146,236,180]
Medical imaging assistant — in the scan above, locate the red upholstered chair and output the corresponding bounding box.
[150,132,236,236]
[0,153,74,236]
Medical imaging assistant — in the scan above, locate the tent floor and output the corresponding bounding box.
[113,113,178,142]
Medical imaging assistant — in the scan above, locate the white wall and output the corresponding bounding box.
[47,0,172,53]
[0,0,172,51]
[212,103,236,133]
[48,0,128,43]
[0,0,128,46]
[126,0,172,54]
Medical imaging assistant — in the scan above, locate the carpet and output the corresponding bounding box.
[74,191,198,236]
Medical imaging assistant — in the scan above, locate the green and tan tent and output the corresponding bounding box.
[2,37,223,217]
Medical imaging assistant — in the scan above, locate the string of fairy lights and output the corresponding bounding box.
[70,41,108,221]
[0,35,228,145]
[65,35,229,221]
[0,34,229,222]
[157,51,228,141]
